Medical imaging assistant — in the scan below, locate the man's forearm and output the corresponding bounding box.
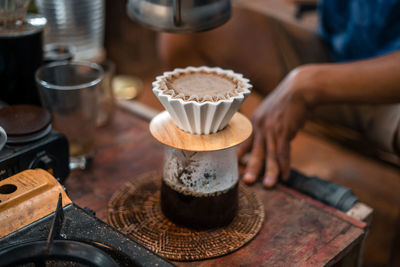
[296,50,400,108]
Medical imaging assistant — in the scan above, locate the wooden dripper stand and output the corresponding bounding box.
[149,66,252,229]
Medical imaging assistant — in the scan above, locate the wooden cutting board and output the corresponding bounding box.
[0,169,71,239]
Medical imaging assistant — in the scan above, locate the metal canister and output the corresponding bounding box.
[0,13,47,106]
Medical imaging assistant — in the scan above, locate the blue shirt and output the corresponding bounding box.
[318,0,400,62]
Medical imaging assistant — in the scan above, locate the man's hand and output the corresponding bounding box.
[239,50,400,188]
[238,68,311,188]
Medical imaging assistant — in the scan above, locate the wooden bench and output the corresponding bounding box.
[65,105,373,266]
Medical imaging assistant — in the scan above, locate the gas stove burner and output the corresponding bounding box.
[0,240,119,267]
[6,124,52,144]
[0,104,52,145]
[0,171,173,267]
[0,194,120,267]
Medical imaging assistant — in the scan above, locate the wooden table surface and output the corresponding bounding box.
[65,107,367,266]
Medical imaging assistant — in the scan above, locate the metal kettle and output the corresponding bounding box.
[127,0,231,33]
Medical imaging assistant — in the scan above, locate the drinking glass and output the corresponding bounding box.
[35,61,103,170]
[97,60,116,127]
[0,0,30,25]
[35,0,105,61]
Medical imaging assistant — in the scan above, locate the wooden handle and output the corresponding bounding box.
[150,111,252,151]
[0,169,71,238]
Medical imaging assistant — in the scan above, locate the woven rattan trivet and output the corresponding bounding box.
[107,172,265,261]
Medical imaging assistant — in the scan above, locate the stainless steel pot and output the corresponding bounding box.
[127,0,231,33]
